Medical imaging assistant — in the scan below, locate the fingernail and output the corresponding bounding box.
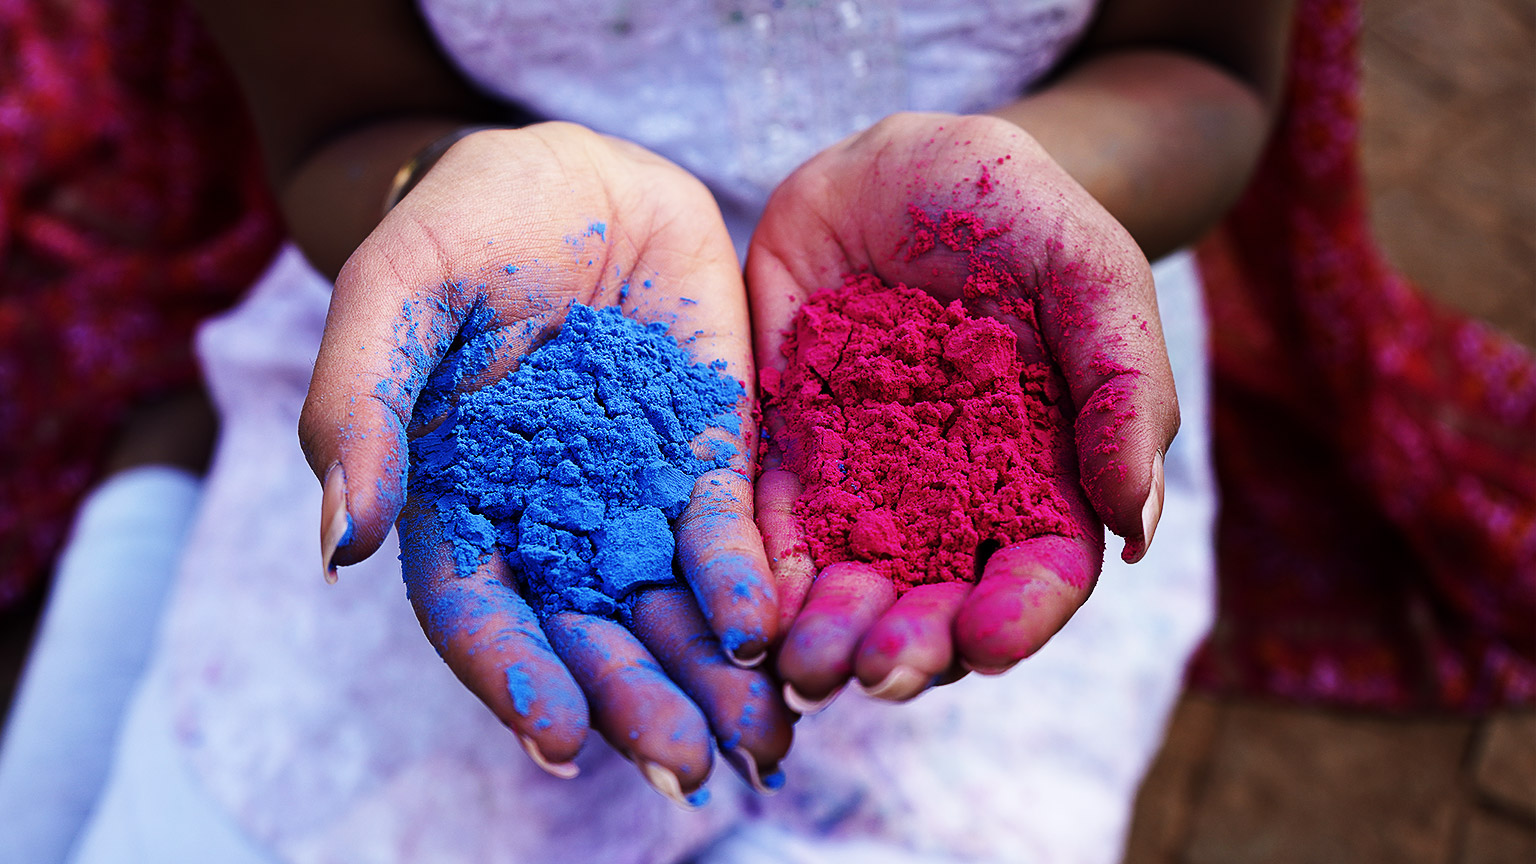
[959,658,1013,676]
[518,734,579,780]
[1122,450,1165,565]
[859,665,929,702]
[640,760,706,809]
[782,681,842,715]
[721,746,785,796]
[320,462,353,583]
[727,646,767,668]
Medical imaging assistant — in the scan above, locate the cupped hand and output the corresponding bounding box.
[745,112,1179,709]
[298,123,789,803]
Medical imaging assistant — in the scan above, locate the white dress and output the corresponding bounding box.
[3,3,1218,862]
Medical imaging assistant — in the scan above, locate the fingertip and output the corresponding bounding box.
[627,589,793,787]
[851,581,969,699]
[954,535,1098,672]
[856,665,930,702]
[499,657,591,764]
[640,760,712,810]
[706,567,776,669]
[312,437,409,573]
[726,644,767,668]
[518,733,581,779]
[676,470,780,662]
[783,680,843,715]
[1074,369,1178,547]
[634,714,715,798]
[545,613,715,793]
[320,462,353,580]
[777,563,896,705]
[721,745,787,795]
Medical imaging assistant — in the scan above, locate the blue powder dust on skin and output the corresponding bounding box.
[407,303,744,622]
[504,661,536,715]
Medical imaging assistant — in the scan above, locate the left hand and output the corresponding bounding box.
[298,124,791,801]
[745,112,1180,708]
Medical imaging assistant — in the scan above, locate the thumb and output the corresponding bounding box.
[978,137,1179,564]
[298,220,472,581]
[1039,242,1179,564]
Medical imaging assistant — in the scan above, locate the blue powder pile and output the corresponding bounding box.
[408,303,744,621]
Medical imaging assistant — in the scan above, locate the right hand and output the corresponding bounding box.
[297,123,790,804]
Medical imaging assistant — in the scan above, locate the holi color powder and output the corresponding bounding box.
[763,274,1078,591]
[407,303,743,620]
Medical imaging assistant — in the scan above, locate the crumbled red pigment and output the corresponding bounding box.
[762,273,1079,591]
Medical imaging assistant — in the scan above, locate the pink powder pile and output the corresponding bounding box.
[762,272,1079,591]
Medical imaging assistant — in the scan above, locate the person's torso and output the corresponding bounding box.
[420,0,1101,227]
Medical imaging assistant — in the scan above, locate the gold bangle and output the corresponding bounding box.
[381,125,502,217]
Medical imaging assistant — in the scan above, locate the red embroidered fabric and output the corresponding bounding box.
[0,0,282,606]
[1190,0,1536,710]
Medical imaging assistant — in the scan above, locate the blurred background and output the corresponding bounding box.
[1,0,1532,861]
[1124,0,1535,862]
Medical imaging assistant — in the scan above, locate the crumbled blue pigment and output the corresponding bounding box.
[407,303,743,621]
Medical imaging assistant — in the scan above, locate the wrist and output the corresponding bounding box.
[382,124,506,216]
[280,118,487,280]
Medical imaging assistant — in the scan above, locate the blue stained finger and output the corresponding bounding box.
[676,470,780,665]
[398,503,589,770]
[629,588,793,794]
[544,612,715,799]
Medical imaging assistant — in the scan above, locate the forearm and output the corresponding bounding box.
[990,49,1276,260]
[281,118,469,279]
[186,0,505,277]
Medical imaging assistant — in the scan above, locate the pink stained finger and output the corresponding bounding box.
[754,467,817,636]
[953,534,1101,674]
[853,581,971,701]
[776,563,897,711]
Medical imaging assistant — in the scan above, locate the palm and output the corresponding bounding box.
[746,113,1176,706]
[301,124,789,802]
